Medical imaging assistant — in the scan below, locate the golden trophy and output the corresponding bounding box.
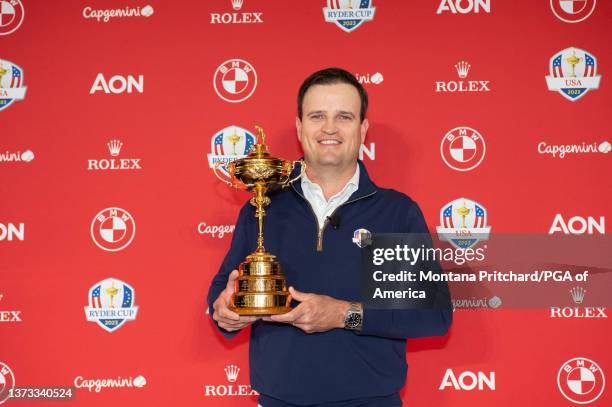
[566,51,581,78]
[228,128,241,155]
[213,125,305,315]
[0,63,7,88]
[457,202,471,229]
[105,281,119,308]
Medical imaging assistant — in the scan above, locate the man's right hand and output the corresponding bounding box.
[212,269,258,332]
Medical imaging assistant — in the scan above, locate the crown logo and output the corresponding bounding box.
[231,0,244,10]
[224,365,240,382]
[455,61,471,79]
[570,287,586,304]
[107,140,123,157]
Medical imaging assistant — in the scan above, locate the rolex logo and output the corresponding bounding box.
[550,286,607,318]
[204,364,257,396]
[224,365,239,382]
[570,287,586,304]
[455,61,471,79]
[88,140,142,171]
[211,0,263,24]
[107,139,123,157]
[435,61,490,93]
[231,0,244,10]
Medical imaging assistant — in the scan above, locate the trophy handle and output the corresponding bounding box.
[213,161,244,189]
[285,160,306,186]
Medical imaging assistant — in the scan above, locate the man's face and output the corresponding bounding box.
[296,83,368,170]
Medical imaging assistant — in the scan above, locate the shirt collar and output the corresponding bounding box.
[292,159,377,200]
[301,163,360,193]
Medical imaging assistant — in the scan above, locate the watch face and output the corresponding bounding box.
[346,312,362,329]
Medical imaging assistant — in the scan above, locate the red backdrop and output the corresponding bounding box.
[1,0,610,406]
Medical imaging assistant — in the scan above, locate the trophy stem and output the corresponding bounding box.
[252,182,269,252]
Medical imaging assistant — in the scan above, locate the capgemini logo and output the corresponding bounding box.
[1,150,35,163]
[20,150,34,161]
[488,296,502,309]
[598,141,611,154]
[370,72,384,84]
[133,375,147,388]
[141,5,154,17]
[355,72,384,85]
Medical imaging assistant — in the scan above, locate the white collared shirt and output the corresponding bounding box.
[301,164,360,229]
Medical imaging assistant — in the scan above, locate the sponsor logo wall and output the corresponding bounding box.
[1,1,609,406]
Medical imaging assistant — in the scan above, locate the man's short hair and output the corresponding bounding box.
[297,67,368,122]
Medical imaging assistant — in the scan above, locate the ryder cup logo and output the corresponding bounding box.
[84,278,138,332]
[352,228,371,248]
[0,0,24,35]
[207,126,256,177]
[323,0,376,33]
[557,357,605,404]
[440,127,485,171]
[213,59,257,103]
[90,207,136,252]
[0,362,15,404]
[0,59,26,111]
[436,198,491,249]
[550,0,596,23]
[546,47,601,101]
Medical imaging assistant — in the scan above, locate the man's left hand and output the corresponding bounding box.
[267,287,351,333]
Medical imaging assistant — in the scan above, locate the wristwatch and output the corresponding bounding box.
[343,302,363,330]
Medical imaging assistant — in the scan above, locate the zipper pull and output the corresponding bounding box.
[317,218,329,252]
[317,228,324,252]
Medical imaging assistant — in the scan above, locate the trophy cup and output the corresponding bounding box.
[566,50,581,78]
[0,63,7,87]
[213,126,305,315]
[105,281,119,308]
[457,202,471,229]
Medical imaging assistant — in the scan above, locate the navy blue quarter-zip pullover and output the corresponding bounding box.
[207,161,452,406]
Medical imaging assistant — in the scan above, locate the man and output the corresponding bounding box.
[208,68,452,406]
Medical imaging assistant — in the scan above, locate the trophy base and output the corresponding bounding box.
[230,249,291,315]
[230,291,291,316]
[229,306,291,316]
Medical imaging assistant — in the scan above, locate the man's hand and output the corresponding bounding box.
[212,270,258,332]
[268,286,351,334]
